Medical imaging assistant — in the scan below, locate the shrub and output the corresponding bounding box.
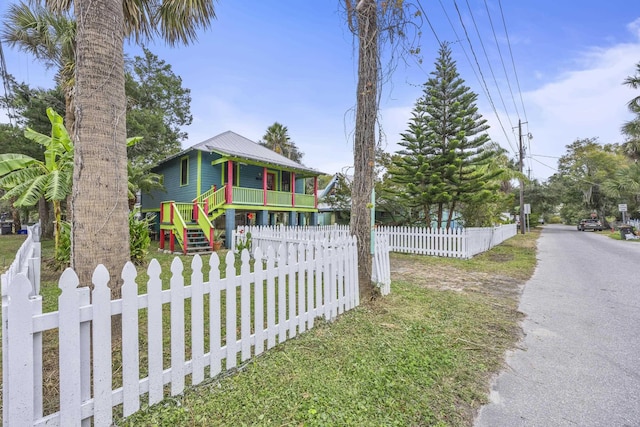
[129,212,154,265]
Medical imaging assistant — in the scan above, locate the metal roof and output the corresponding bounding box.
[189,131,320,175]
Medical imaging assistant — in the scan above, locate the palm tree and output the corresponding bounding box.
[0,108,73,259]
[2,2,76,132]
[260,122,303,163]
[43,0,217,293]
[127,161,165,210]
[624,62,640,111]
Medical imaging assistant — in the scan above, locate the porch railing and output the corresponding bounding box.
[294,193,315,208]
[232,187,263,205]
[266,190,293,207]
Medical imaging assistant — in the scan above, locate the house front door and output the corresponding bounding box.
[267,172,276,190]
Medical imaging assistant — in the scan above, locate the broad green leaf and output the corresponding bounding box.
[0,153,37,176]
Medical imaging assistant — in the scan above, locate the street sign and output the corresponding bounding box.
[619,204,628,212]
[524,204,531,214]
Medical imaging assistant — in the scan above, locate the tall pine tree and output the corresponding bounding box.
[391,43,499,228]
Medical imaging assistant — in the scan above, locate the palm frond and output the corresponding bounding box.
[156,0,217,46]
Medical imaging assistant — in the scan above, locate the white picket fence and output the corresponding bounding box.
[378,224,517,259]
[243,223,517,260]
[233,225,391,295]
[3,239,358,427]
[1,223,42,426]
[1,222,41,296]
[465,224,518,258]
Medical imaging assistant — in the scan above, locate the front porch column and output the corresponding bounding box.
[225,208,235,249]
[298,212,306,226]
[225,160,233,204]
[257,210,269,226]
[288,211,298,227]
[311,212,319,226]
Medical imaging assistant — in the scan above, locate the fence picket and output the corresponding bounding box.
[122,262,141,416]
[297,244,307,334]
[58,268,82,426]
[146,260,164,404]
[209,253,222,377]
[305,243,315,330]
[224,251,237,369]
[92,265,112,425]
[266,246,277,349]
[190,255,205,385]
[240,250,252,361]
[287,245,297,338]
[277,245,287,343]
[170,258,185,395]
[6,274,35,425]
[253,247,265,356]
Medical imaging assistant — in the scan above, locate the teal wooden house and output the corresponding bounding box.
[141,131,322,253]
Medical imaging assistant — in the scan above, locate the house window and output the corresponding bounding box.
[266,172,276,190]
[180,157,189,186]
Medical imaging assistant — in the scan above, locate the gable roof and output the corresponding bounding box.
[157,131,320,175]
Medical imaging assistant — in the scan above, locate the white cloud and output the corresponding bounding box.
[522,41,640,179]
[628,18,640,40]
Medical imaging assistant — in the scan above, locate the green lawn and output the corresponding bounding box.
[0,234,29,273]
[0,231,538,427]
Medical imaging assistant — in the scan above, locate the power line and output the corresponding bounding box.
[483,0,520,121]
[464,0,515,131]
[531,153,561,159]
[416,0,442,46]
[498,0,528,123]
[452,0,516,156]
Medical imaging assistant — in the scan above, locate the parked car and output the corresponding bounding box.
[577,218,603,231]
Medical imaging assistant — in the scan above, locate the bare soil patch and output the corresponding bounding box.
[390,255,525,301]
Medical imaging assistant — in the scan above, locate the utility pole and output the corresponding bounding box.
[518,119,525,235]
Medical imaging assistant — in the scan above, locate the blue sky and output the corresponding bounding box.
[2,1,640,181]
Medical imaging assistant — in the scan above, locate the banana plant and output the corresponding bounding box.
[0,108,73,258]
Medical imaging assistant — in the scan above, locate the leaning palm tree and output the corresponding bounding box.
[43,0,217,294]
[0,108,73,259]
[2,2,76,132]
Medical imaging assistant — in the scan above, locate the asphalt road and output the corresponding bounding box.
[474,224,640,427]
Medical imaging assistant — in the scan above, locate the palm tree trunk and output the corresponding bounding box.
[351,0,378,302]
[72,0,129,300]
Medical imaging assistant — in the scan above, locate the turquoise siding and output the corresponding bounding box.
[201,152,222,192]
[238,164,263,189]
[141,151,199,210]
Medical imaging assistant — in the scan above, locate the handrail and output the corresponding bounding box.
[194,185,227,214]
[195,203,214,248]
[173,202,193,222]
[170,202,188,253]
